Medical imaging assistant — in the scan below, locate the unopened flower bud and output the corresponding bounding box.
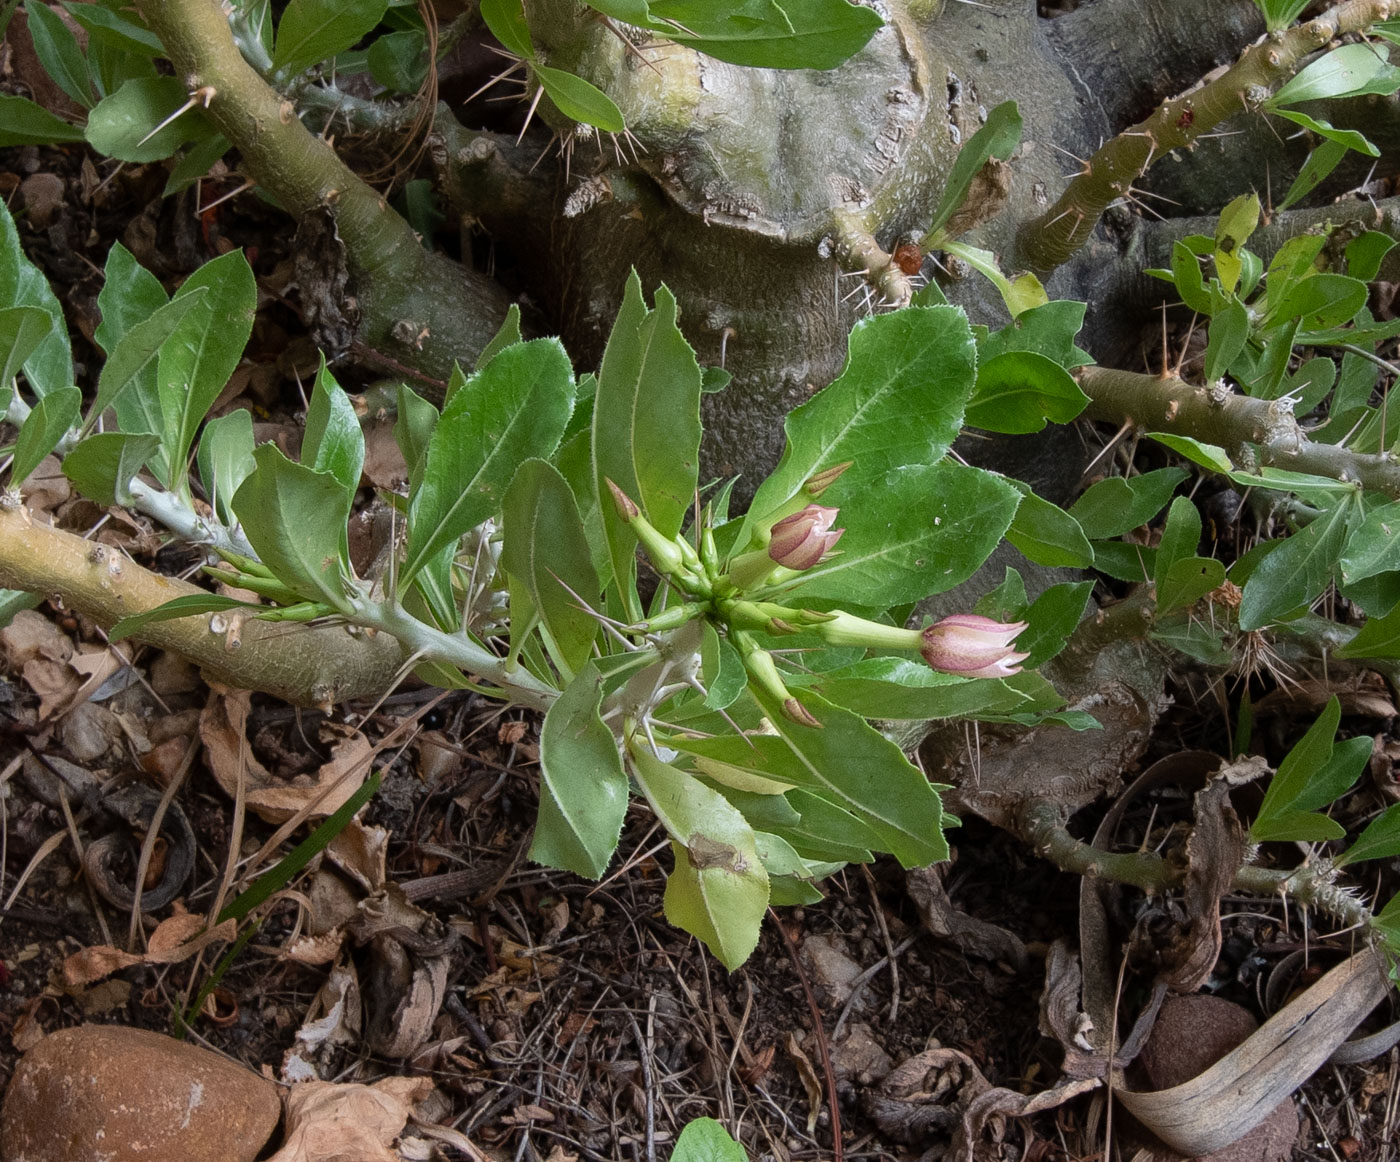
[605,477,640,521]
[920,615,1029,679]
[782,697,823,729]
[767,505,843,571]
[803,461,853,499]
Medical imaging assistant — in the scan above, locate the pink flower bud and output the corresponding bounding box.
[920,615,1030,679]
[767,505,843,571]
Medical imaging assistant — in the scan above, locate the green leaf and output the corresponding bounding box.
[474,302,523,372]
[1250,0,1309,32]
[1268,273,1367,330]
[63,3,163,56]
[1154,496,1202,594]
[404,339,575,588]
[0,198,72,398]
[367,29,427,92]
[592,274,702,618]
[790,657,1049,720]
[479,0,534,59]
[744,305,976,538]
[25,1,95,109]
[164,132,232,196]
[1170,241,1213,314]
[1203,294,1250,383]
[0,94,86,146]
[1147,433,1234,474]
[85,76,213,163]
[787,461,1020,606]
[231,445,354,610]
[927,100,1021,241]
[109,591,260,643]
[501,459,601,678]
[1019,580,1094,668]
[11,386,80,485]
[531,661,631,879]
[978,299,1089,367]
[964,349,1089,434]
[1158,556,1226,616]
[643,0,882,70]
[0,307,54,397]
[1238,498,1355,630]
[631,745,769,971]
[273,0,389,76]
[1346,231,1396,283]
[1338,499,1400,586]
[395,384,438,495]
[701,622,748,711]
[61,431,160,505]
[94,242,166,355]
[87,289,206,426]
[156,249,257,490]
[1005,484,1093,569]
[1269,43,1398,106]
[745,685,946,867]
[1272,109,1376,159]
[671,1118,747,1162]
[1251,696,1369,843]
[1336,803,1400,867]
[197,409,256,527]
[304,361,365,495]
[1372,891,1400,956]
[532,64,625,132]
[1068,467,1187,539]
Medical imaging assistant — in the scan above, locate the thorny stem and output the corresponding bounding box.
[1019,800,1378,932]
[1076,364,1400,498]
[1020,0,1400,271]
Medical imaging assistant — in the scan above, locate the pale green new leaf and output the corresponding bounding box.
[631,745,769,970]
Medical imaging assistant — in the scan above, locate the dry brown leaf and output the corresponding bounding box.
[326,820,388,892]
[23,657,81,721]
[266,1077,435,1162]
[201,689,375,822]
[783,1031,823,1134]
[62,915,236,987]
[282,931,346,966]
[1169,773,1247,994]
[0,609,72,668]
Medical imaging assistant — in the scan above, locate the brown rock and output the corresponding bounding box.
[1,1024,281,1162]
[1136,995,1299,1162]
